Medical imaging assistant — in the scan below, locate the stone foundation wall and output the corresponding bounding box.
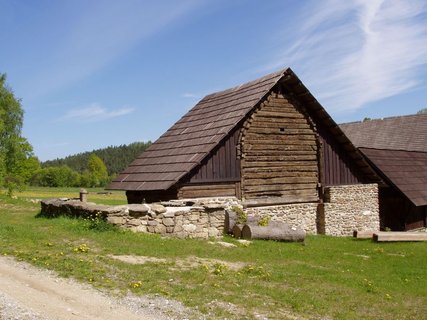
[323,184,379,236]
[40,198,233,239]
[245,202,318,234]
[40,185,380,238]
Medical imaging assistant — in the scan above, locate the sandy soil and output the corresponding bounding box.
[0,256,194,320]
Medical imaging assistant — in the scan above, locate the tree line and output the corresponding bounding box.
[33,143,150,188]
[0,73,150,194]
[42,142,151,176]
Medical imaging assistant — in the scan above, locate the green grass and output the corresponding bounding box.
[0,192,426,319]
[13,186,127,205]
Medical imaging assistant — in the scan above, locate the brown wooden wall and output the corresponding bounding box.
[318,126,365,186]
[379,187,427,231]
[185,129,241,183]
[177,183,238,199]
[239,92,319,201]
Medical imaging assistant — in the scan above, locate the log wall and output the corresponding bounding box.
[177,183,238,199]
[239,92,319,201]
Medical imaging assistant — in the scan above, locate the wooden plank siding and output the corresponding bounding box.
[176,129,241,199]
[318,126,365,186]
[240,92,319,200]
[185,128,241,183]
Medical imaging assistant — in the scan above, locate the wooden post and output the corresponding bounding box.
[79,188,88,202]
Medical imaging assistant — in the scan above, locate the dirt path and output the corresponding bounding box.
[0,256,181,320]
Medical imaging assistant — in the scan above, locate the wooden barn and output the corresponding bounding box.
[341,114,427,231]
[109,68,380,209]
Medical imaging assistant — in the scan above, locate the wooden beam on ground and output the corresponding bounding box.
[353,230,376,239]
[373,232,427,242]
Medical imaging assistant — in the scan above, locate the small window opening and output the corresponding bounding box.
[279,127,285,132]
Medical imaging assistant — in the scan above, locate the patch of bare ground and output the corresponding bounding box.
[0,203,37,213]
[0,256,204,320]
[109,255,247,271]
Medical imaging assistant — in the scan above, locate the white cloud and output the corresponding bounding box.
[60,103,134,123]
[25,1,203,99]
[181,93,198,98]
[268,0,427,113]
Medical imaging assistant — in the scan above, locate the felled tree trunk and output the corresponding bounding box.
[224,210,237,234]
[241,222,305,242]
[225,210,260,235]
[232,224,243,238]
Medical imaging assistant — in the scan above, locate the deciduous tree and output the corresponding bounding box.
[0,73,37,195]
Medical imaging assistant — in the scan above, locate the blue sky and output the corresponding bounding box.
[1,0,426,161]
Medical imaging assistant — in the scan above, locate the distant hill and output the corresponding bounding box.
[42,141,151,176]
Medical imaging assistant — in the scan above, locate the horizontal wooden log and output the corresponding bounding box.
[241,222,305,242]
[245,128,315,136]
[178,183,236,198]
[243,171,318,179]
[262,100,291,108]
[245,133,316,140]
[373,232,427,242]
[241,160,318,168]
[251,117,309,124]
[249,123,311,129]
[244,176,318,186]
[244,141,317,150]
[244,155,317,162]
[242,196,318,207]
[243,150,317,158]
[353,230,376,239]
[243,189,318,199]
[259,106,296,114]
[243,148,317,156]
[255,112,305,120]
[243,167,318,175]
[244,183,317,193]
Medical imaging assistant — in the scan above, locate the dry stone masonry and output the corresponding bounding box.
[40,184,379,239]
[40,197,239,239]
[323,184,380,236]
[245,203,318,234]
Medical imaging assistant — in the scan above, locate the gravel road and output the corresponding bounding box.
[0,256,202,320]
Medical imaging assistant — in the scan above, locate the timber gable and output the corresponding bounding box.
[239,90,319,201]
[109,68,380,203]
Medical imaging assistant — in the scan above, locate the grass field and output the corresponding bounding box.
[1,188,426,319]
[14,186,127,205]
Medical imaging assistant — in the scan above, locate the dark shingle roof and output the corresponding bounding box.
[109,69,285,191]
[110,68,379,191]
[360,148,427,206]
[341,114,427,206]
[340,114,427,152]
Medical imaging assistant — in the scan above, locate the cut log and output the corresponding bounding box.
[232,224,243,238]
[224,210,261,234]
[224,210,237,234]
[373,232,427,242]
[353,230,376,239]
[241,222,305,242]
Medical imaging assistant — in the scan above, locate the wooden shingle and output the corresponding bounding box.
[341,114,427,206]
